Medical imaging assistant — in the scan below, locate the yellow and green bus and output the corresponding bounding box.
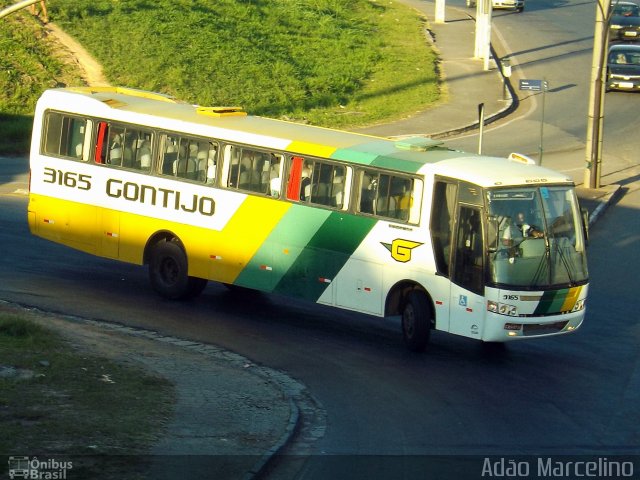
[28,87,589,351]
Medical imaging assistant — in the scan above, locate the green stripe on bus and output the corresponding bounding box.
[234,206,332,291]
[533,289,569,315]
[273,211,377,300]
[330,140,397,166]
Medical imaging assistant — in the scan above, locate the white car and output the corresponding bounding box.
[466,0,525,12]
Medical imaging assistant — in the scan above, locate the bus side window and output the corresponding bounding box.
[196,141,217,184]
[311,162,346,208]
[285,157,346,208]
[106,126,126,166]
[160,135,178,175]
[226,145,242,188]
[430,181,457,276]
[42,111,87,160]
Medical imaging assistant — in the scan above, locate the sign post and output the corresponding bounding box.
[519,79,549,164]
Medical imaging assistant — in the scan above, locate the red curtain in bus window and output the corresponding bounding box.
[94,122,108,164]
[286,156,304,201]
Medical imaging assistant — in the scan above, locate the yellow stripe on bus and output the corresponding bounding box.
[204,195,291,283]
[30,193,292,284]
[560,285,582,312]
[286,140,337,158]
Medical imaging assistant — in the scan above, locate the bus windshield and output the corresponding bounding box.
[486,186,588,288]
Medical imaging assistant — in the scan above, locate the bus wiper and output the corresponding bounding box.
[531,239,550,286]
[553,237,575,285]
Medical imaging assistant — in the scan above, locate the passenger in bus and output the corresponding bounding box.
[300,164,312,201]
[137,140,151,169]
[360,173,376,214]
[109,146,122,165]
[268,160,281,198]
[206,151,217,184]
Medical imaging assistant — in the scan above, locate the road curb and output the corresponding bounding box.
[244,397,300,480]
[586,184,623,227]
[386,8,518,141]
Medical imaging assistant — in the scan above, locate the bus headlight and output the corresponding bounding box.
[487,301,518,316]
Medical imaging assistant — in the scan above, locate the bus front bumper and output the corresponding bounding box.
[481,310,585,342]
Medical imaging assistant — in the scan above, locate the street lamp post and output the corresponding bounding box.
[584,0,611,189]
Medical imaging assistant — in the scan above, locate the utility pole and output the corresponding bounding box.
[435,0,446,24]
[584,0,611,189]
[474,0,493,71]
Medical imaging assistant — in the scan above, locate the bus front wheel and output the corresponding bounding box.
[149,239,206,300]
[402,291,431,352]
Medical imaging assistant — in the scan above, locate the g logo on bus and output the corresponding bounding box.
[381,239,423,263]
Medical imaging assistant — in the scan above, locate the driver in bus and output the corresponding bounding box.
[502,211,543,246]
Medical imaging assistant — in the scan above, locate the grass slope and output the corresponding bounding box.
[0,0,440,153]
[48,0,440,128]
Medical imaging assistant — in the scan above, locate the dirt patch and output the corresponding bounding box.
[0,302,293,479]
[42,22,109,86]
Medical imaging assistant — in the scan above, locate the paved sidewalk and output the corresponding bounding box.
[358,0,512,139]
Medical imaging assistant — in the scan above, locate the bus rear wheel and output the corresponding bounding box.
[402,291,431,352]
[149,239,206,300]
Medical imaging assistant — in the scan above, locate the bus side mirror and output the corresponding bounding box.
[581,207,590,247]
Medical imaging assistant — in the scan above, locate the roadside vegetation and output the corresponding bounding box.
[0,0,440,154]
[0,13,83,154]
[0,312,174,478]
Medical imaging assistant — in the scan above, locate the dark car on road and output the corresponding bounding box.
[610,1,640,41]
[606,44,640,91]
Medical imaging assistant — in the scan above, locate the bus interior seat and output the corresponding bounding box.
[174,157,197,179]
[375,195,396,218]
[312,182,329,205]
[331,175,344,208]
[196,150,208,181]
[137,140,151,170]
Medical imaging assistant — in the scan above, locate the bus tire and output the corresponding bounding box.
[149,239,192,300]
[402,291,431,352]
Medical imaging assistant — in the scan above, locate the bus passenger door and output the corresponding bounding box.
[449,205,485,339]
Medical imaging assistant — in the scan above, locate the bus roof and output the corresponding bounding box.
[41,87,573,186]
